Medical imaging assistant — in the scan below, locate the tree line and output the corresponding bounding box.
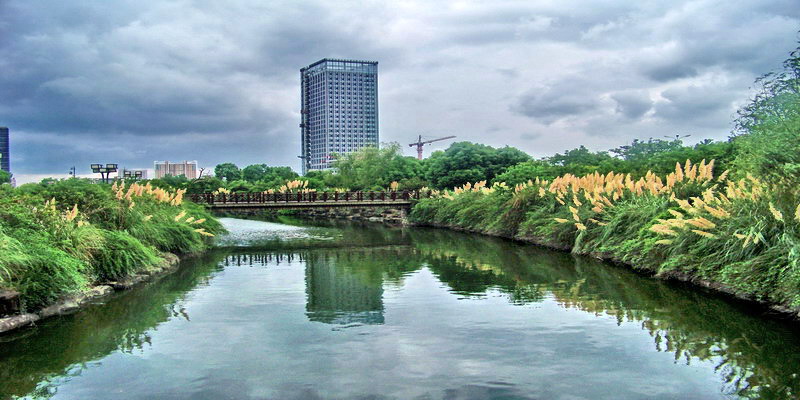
[152,135,737,195]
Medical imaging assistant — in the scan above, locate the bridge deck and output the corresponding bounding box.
[202,200,412,209]
[188,191,424,210]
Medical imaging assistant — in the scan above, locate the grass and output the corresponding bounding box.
[0,179,225,311]
[92,230,161,281]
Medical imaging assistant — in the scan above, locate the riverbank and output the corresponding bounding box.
[0,253,185,334]
[0,180,224,334]
[409,162,800,320]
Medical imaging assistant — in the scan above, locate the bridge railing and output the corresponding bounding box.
[187,190,427,205]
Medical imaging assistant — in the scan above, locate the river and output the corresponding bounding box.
[0,217,798,399]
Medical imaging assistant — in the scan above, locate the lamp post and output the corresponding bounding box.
[90,163,118,184]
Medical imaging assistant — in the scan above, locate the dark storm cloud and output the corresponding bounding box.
[512,85,601,125]
[611,91,653,119]
[0,1,392,136]
[0,0,797,181]
[653,83,740,126]
[520,133,541,141]
[641,63,699,82]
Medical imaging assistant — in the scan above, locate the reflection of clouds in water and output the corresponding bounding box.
[215,218,340,247]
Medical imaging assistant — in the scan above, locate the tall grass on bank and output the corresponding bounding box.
[0,180,224,310]
[410,160,800,310]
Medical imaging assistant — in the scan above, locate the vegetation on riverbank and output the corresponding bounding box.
[411,44,800,313]
[410,162,800,310]
[0,179,223,310]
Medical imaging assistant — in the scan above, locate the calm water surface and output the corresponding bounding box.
[1,217,798,399]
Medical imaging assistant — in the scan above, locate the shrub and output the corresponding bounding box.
[0,179,223,310]
[3,237,89,310]
[91,231,160,281]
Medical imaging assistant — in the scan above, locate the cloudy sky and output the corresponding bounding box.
[1,1,798,182]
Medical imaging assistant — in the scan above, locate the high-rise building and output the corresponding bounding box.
[300,58,378,174]
[154,160,197,179]
[0,127,9,173]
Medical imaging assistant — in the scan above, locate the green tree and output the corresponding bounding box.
[0,170,10,184]
[549,145,622,176]
[240,164,299,185]
[492,139,736,185]
[734,41,800,135]
[226,180,253,193]
[214,163,241,182]
[609,138,683,165]
[424,142,530,189]
[493,160,560,184]
[645,140,735,176]
[242,164,269,182]
[733,106,800,188]
[732,42,800,189]
[187,176,225,194]
[148,175,189,190]
[262,166,299,183]
[333,143,425,190]
[303,170,335,190]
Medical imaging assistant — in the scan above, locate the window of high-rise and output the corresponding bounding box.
[300,59,378,174]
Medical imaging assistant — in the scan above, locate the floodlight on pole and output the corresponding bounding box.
[90,163,119,184]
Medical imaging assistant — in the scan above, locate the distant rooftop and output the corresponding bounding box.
[301,58,378,73]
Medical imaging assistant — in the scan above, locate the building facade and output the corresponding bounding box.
[118,168,148,180]
[300,58,378,174]
[154,160,197,179]
[0,127,9,173]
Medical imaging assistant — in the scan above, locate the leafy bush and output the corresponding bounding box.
[0,179,223,311]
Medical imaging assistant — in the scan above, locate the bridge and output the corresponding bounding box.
[187,190,425,211]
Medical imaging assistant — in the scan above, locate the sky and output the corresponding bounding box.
[1,0,798,183]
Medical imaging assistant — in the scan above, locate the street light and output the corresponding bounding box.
[90,163,118,184]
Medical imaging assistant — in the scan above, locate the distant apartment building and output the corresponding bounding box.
[300,58,378,174]
[154,160,197,179]
[118,168,148,180]
[0,127,9,173]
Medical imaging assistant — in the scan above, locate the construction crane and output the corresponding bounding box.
[409,135,456,160]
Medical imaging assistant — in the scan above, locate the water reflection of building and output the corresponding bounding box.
[305,252,384,325]
[223,253,303,266]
